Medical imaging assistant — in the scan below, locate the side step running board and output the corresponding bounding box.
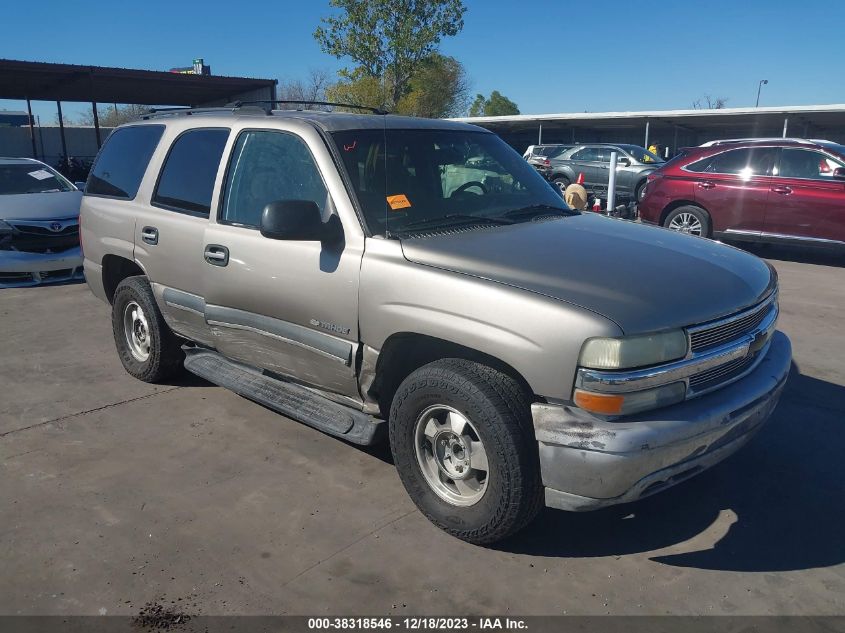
[183,347,384,446]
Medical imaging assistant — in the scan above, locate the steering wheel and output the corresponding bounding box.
[451,181,487,197]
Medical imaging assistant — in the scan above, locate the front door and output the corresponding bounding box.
[201,126,363,398]
[691,146,778,236]
[765,148,845,244]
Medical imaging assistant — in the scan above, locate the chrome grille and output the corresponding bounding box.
[688,354,756,392]
[689,297,775,353]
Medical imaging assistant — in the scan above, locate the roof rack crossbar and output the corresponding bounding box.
[140,105,239,120]
[228,100,389,115]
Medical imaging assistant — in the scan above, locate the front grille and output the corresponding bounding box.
[12,224,78,237]
[688,354,756,392]
[689,298,774,353]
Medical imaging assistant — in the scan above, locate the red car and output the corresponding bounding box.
[639,138,845,248]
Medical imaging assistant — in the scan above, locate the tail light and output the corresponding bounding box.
[543,159,550,166]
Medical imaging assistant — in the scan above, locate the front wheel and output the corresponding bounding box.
[663,205,711,238]
[389,359,543,544]
[552,176,570,194]
[635,180,647,203]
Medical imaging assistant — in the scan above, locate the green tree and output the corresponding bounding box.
[315,0,467,110]
[468,91,520,117]
[327,54,470,118]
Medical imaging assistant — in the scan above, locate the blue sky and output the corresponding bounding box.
[2,0,844,122]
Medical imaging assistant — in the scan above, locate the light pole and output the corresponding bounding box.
[756,79,769,107]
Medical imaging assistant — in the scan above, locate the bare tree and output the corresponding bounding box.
[692,95,729,110]
[73,104,149,127]
[277,69,332,108]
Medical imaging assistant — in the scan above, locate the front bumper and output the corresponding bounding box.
[534,330,791,511]
[0,246,84,288]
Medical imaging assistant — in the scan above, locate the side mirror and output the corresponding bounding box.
[260,200,342,242]
[616,157,631,167]
[74,181,86,190]
[833,167,845,181]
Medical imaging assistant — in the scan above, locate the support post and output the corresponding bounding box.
[607,151,618,214]
[782,117,789,138]
[644,120,650,149]
[538,124,543,145]
[26,98,37,158]
[56,101,69,171]
[92,102,102,148]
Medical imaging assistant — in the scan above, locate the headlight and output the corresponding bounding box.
[578,330,688,370]
[574,382,686,416]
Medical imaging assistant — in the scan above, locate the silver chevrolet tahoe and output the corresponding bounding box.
[80,105,791,544]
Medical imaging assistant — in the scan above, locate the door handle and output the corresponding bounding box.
[204,244,229,267]
[141,226,158,245]
[771,186,793,195]
[697,181,716,190]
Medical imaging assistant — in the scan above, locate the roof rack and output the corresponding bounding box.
[229,100,390,115]
[699,138,830,147]
[139,100,390,120]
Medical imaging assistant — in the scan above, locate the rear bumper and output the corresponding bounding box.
[0,247,84,288]
[533,330,791,511]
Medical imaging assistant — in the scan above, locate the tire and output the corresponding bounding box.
[552,176,570,194]
[112,276,184,382]
[635,180,647,203]
[389,359,543,545]
[663,205,711,238]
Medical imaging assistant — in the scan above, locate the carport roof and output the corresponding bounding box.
[452,104,845,134]
[0,58,277,106]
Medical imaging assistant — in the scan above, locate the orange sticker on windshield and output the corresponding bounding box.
[387,194,411,210]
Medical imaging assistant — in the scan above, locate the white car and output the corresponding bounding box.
[0,157,84,287]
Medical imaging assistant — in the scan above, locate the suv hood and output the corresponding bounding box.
[0,191,83,221]
[399,214,775,334]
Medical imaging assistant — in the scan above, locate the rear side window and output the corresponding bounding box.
[701,148,777,177]
[87,125,164,199]
[571,147,601,161]
[152,128,230,216]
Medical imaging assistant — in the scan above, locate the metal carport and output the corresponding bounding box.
[452,104,845,155]
[0,58,277,161]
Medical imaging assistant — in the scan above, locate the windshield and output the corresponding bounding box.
[619,145,664,164]
[331,129,572,236]
[0,163,74,195]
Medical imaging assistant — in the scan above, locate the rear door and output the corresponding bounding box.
[567,146,604,191]
[765,148,845,243]
[132,126,230,347]
[200,123,363,398]
[690,147,778,236]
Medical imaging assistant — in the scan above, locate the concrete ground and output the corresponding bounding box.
[1,244,844,617]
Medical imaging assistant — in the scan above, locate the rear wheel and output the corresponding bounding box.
[663,205,711,238]
[389,359,543,545]
[112,276,184,382]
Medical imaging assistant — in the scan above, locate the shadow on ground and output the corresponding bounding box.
[496,364,845,572]
[731,242,845,268]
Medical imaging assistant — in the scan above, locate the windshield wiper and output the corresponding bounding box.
[400,214,513,231]
[501,203,575,220]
